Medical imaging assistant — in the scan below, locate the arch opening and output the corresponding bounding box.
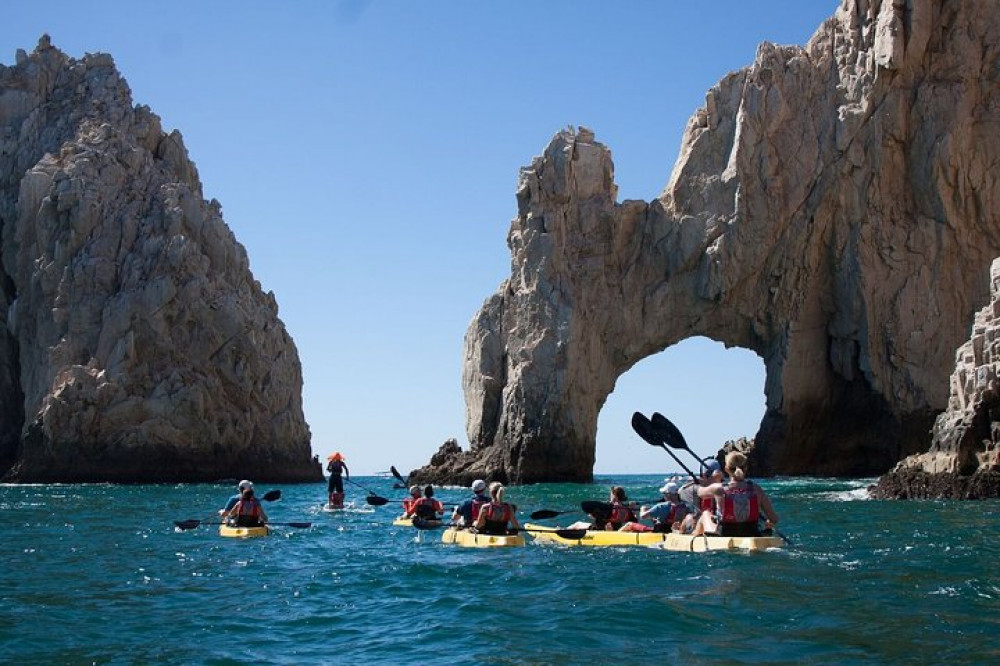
[595,336,765,477]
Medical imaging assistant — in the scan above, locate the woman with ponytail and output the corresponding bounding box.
[692,451,779,537]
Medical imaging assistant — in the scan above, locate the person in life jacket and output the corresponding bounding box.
[676,459,724,533]
[326,452,350,506]
[402,485,422,516]
[219,479,254,516]
[693,451,779,537]
[226,487,268,527]
[406,485,445,522]
[639,481,690,533]
[474,482,521,535]
[452,479,490,527]
[591,486,638,532]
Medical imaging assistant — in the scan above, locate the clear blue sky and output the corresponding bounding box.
[4,1,839,476]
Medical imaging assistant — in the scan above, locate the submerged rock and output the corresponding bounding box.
[0,37,320,482]
[422,0,1000,483]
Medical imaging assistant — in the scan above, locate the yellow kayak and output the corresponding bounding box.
[524,523,671,547]
[392,514,444,528]
[524,523,784,551]
[219,524,269,538]
[656,532,785,552]
[441,527,525,548]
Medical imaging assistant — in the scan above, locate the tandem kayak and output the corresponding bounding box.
[524,523,673,547]
[219,524,269,538]
[524,523,784,551]
[441,527,525,548]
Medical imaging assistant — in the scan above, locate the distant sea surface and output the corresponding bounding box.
[2,476,997,665]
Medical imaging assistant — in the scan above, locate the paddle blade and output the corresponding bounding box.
[631,411,662,448]
[651,413,689,450]
[554,529,588,540]
[580,500,611,519]
[174,520,201,530]
[366,495,389,506]
[284,522,312,529]
[529,509,563,520]
[390,465,407,484]
[262,490,282,502]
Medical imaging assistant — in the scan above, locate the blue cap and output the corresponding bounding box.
[702,460,722,475]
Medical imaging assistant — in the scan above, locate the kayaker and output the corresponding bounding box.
[639,481,689,533]
[474,482,521,535]
[226,486,268,527]
[693,451,779,537]
[219,479,254,516]
[676,460,724,533]
[402,485,422,515]
[326,452,350,507]
[406,485,445,521]
[452,479,489,527]
[592,486,638,532]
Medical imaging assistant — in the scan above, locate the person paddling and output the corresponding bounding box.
[402,485,422,515]
[589,486,638,531]
[639,481,689,533]
[676,460,724,533]
[219,480,254,516]
[474,482,521,535]
[693,451,779,537]
[326,452,350,507]
[406,485,445,523]
[226,486,268,527]
[452,479,489,527]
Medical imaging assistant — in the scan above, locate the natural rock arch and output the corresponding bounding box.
[414,0,1000,484]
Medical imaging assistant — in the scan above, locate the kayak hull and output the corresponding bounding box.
[392,515,444,529]
[219,524,269,538]
[441,527,525,548]
[658,533,785,552]
[524,523,672,547]
[524,523,784,551]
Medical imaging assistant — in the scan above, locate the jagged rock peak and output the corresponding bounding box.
[417,0,1000,485]
[0,39,320,482]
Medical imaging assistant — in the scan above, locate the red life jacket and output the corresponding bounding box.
[720,481,760,524]
[402,497,419,513]
[609,502,636,526]
[470,496,489,521]
[480,501,511,524]
[700,496,714,512]
[234,498,261,519]
[411,497,442,519]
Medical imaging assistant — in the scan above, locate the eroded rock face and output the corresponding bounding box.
[0,37,320,482]
[418,0,1000,484]
[873,259,1000,499]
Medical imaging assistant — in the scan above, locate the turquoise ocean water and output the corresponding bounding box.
[2,475,998,665]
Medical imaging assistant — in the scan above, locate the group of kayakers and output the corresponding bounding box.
[583,451,779,537]
[220,448,779,538]
[398,478,523,535]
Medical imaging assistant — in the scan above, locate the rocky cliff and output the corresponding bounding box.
[413,0,1000,485]
[873,259,1000,499]
[0,37,320,482]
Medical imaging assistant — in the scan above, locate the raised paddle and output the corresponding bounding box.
[632,411,699,481]
[390,465,408,486]
[650,412,793,546]
[174,519,312,530]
